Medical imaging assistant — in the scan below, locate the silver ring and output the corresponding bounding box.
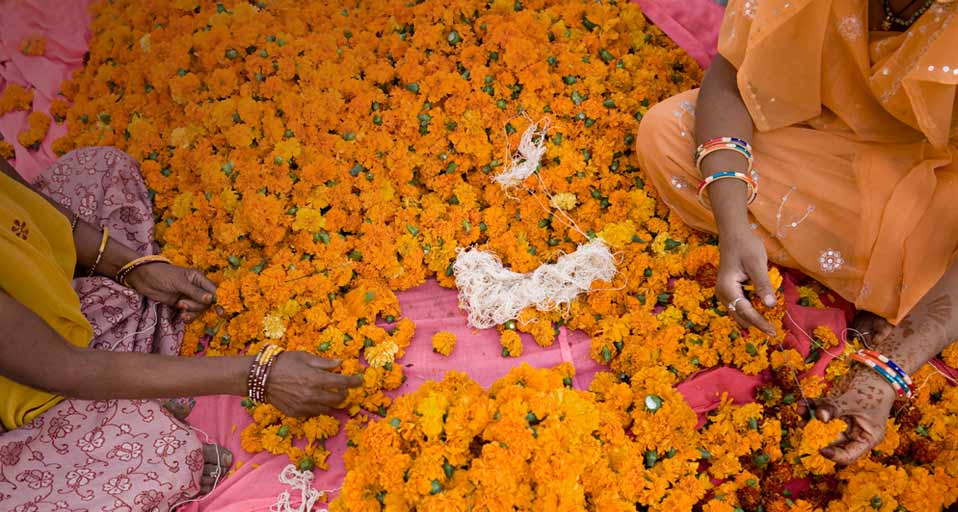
[728,297,746,312]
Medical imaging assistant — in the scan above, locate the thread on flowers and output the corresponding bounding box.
[453,239,616,329]
[492,117,550,189]
[270,464,332,512]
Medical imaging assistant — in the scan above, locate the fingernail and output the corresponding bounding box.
[205,294,213,302]
[764,295,776,307]
[225,453,233,465]
[820,447,834,457]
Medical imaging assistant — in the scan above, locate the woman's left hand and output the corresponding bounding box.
[126,263,218,322]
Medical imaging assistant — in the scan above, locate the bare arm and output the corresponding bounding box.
[695,55,777,334]
[0,157,140,279]
[0,287,249,400]
[0,288,361,416]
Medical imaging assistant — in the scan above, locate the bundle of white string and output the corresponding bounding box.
[492,118,550,188]
[271,464,326,512]
[453,238,616,329]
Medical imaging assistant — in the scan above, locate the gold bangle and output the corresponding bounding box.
[115,254,172,286]
[87,226,109,277]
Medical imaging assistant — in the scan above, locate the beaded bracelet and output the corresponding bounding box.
[696,171,758,208]
[694,138,754,173]
[248,344,285,404]
[851,351,913,398]
[115,255,173,287]
[87,226,110,277]
[862,349,913,387]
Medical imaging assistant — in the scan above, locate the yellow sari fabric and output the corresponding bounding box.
[0,172,93,430]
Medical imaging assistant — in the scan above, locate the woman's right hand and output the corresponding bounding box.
[716,226,778,335]
[265,351,363,417]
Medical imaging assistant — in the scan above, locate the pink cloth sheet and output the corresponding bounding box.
[0,0,93,181]
[181,275,852,510]
[634,0,725,69]
[181,280,609,511]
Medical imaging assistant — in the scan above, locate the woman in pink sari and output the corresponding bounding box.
[0,147,360,511]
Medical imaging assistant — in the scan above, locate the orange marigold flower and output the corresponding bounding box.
[431,331,456,356]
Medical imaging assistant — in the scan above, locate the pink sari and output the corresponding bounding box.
[0,147,202,511]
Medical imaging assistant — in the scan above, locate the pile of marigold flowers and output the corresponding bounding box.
[50,0,958,509]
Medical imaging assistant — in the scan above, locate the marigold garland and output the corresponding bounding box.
[47,0,958,509]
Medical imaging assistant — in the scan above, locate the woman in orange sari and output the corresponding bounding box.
[638,0,958,464]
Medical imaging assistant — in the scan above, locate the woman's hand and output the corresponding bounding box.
[126,263,217,322]
[265,351,363,417]
[811,370,896,465]
[716,226,777,335]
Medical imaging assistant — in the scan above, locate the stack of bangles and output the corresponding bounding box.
[248,344,285,404]
[114,255,173,286]
[694,136,758,208]
[850,349,914,398]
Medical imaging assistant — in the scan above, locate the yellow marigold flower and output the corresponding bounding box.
[364,339,399,368]
[262,313,286,340]
[431,331,456,356]
[797,285,826,308]
[812,325,840,349]
[273,138,302,161]
[770,349,805,371]
[549,191,577,210]
[291,206,325,232]
[797,419,846,475]
[598,219,636,249]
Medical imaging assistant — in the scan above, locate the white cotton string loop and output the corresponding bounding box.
[453,238,616,329]
[493,117,551,189]
[271,464,330,512]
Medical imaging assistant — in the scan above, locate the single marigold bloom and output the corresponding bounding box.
[431,331,456,356]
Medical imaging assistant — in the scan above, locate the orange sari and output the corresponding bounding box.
[637,0,958,323]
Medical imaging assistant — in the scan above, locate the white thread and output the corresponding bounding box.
[270,464,333,512]
[493,117,550,189]
[453,239,616,329]
[168,425,226,510]
[105,302,158,351]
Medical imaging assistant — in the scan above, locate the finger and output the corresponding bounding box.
[181,270,214,305]
[717,280,753,330]
[308,357,343,370]
[822,431,873,465]
[321,371,364,389]
[744,263,777,308]
[201,475,216,489]
[315,388,348,406]
[736,300,776,336]
[177,298,208,313]
[189,269,218,297]
[814,400,838,423]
